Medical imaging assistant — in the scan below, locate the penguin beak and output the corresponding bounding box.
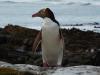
[32,12,39,17]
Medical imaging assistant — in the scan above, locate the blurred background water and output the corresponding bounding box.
[0,0,100,31]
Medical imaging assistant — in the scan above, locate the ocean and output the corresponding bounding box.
[0,0,100,32]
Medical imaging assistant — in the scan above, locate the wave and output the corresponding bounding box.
[0,1,17,3]
[0,0,34,3]
[0,1,78,5]
[66,2,75,5]
[81,3,91,6]
[65,2,92,6]
[0,0,100,6]
[80,3,92,6]
[0,0,92,3]
[0,0,100,2]
[80,2,100,6]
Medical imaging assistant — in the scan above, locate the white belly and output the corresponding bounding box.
[41,18,63,66]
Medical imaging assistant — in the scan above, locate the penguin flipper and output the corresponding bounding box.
[57,29,64,66]
[32,31,41,54]
[59,28,64,48]
[57,37,64,66]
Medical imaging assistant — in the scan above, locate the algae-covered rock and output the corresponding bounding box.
[0,24,100,67]
[0,67,22,75]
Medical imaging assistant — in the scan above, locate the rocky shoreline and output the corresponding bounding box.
[0,24,100,67]
[0,61,100,75]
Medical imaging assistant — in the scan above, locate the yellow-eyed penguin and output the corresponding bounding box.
[32,8,64,67]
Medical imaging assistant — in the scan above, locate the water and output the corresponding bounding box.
[0,0,100,32]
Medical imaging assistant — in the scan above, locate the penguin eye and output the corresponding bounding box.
[43,9,46,12]
[39,10,44,14]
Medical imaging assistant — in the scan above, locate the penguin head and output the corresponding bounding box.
[32,8,55,20]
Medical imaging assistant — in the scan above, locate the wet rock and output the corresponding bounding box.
[0,35,8,44]
[0,25,100,67]
[0,61,100,75]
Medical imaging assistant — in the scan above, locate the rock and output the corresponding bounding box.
[61,28,100,66]
[0,24,39,64]
[0,25,100,67]
[0,35,7,44]
[51,66,100,75]
[0,61,100,75]
[0,61,40,75]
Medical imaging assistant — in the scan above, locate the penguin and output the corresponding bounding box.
[32,8,64,67]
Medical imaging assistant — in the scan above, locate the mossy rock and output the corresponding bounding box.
[0,67,23,75]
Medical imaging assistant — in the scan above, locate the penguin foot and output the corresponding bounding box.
[43,63,61,67]
[43,63,49,67]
